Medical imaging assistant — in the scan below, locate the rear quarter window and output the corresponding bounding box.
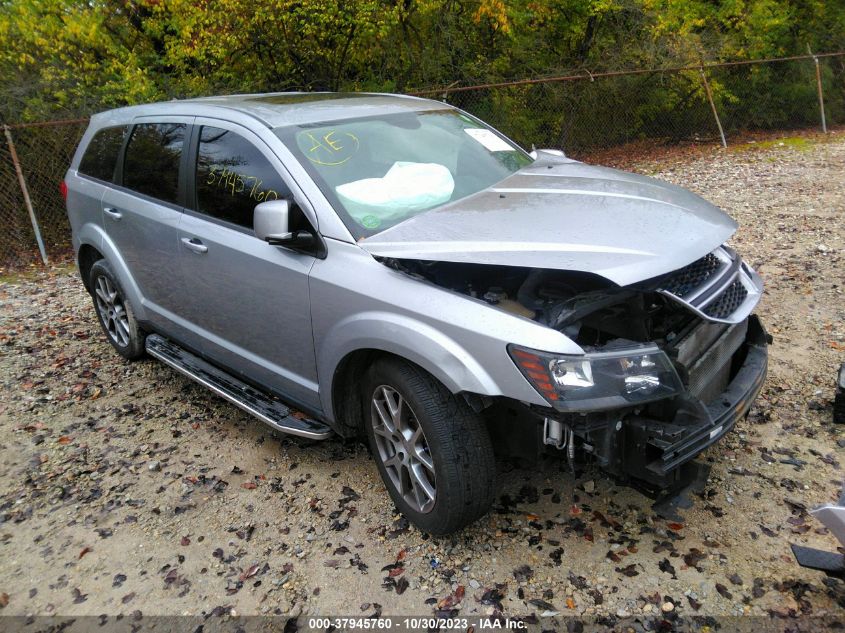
[123,123,186,205]
[78,126,127,182]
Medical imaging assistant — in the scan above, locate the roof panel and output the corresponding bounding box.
[179,92,447,127]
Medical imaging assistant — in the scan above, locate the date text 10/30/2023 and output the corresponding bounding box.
[306,617,528,630]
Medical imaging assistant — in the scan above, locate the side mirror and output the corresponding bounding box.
[254,199,325,258]
[254,199,291,242]
[529,148,569,160]
[529,148,576,167]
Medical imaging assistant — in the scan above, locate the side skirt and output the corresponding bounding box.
[145,333,333,440]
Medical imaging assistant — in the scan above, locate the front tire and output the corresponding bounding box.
[362,357,495,535]
[88,260,146,360]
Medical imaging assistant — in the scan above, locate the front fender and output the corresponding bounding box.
[318,311,501,421]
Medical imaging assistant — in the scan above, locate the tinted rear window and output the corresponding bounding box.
[123,123,186,204]
[78,126,126,182]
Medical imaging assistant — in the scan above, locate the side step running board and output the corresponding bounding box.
[145,334,333,440]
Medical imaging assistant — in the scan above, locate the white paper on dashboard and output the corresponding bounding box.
[464,128,514,152]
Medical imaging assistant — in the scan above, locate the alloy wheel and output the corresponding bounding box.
[370,385,436,513]
[94,275,130,347]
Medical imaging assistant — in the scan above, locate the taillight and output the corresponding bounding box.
[59,180,68,201]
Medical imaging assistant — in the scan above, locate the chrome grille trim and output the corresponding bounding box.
[658,246,762,324]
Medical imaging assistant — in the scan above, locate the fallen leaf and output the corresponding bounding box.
[659,559,677,579]
[529,598,556,610]
[513,565,534,583]
[240,564,259,581]
[615,564,639,577]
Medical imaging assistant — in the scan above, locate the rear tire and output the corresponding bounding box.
[88,260,146,360]
[362,357,495,535]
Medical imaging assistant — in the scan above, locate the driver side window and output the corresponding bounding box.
[195,126,291,229]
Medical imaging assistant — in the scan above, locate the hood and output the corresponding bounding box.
[360,160,738,287]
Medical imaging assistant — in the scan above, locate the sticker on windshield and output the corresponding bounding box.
[464,128,513,152]
[361,214,381,229]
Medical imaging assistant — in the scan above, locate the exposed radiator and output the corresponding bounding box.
[674,319,748,404]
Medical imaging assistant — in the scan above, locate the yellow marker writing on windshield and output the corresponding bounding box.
[303,131,359,166]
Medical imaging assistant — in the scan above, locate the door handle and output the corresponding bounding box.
[181,237,208,254]
[104,207,122,220]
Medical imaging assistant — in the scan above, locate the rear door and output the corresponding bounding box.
[70,125,128,244]
[176,120,321,410]
[101,117,194,342]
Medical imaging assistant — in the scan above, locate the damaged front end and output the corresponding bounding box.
[381,245,769,493]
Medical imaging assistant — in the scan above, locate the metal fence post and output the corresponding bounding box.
[3,124,49,265]
[699,68,727,148]
[812,55,828,133]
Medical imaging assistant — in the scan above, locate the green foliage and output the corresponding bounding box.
[0,0,843,145]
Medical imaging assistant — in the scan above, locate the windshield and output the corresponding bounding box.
[275,110,532,238]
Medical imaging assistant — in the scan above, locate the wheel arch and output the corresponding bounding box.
[75,225,147,322]
[320,312,502,436]
[77,243,104,292]
[329,348,386,438]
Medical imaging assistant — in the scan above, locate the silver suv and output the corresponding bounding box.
[65,93,768,534]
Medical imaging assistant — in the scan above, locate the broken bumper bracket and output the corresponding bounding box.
[623,316,768,486]
[791,543,845,579]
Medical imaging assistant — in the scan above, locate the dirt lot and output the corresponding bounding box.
[1,134,843,624]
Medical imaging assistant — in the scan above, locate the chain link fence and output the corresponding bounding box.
[1,119,87,269]
[417,53,844,154]
[1,53,843,270]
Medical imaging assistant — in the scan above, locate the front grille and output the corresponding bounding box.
[660,253,722,297]
[702,279,748,320]
[657,246,759,325]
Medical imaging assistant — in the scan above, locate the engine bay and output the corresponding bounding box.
[379,258,698,349]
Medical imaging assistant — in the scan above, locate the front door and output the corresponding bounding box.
[176,120,321,411]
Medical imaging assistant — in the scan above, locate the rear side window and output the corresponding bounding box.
[78,126,126,182]
[195,126,290,229]
[123,123,186,204]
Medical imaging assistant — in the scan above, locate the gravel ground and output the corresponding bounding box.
[1,134,843,623]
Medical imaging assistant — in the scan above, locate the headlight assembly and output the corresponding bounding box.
[509,344,684,411]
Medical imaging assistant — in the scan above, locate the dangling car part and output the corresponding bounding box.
[791,482,845,579]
